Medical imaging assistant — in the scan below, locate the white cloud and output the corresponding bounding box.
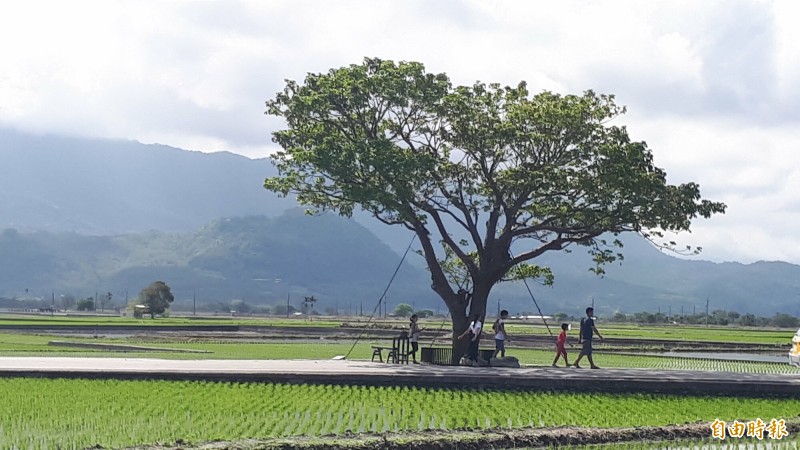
[627,116,800,264]
[774,1,800,80]
[0,0,798,263]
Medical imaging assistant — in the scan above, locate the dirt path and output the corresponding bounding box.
[119,419,800,449]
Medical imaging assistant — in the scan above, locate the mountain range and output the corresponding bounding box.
[1,127,799,316]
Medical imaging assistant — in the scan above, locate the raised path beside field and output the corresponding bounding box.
[1,357,799,397]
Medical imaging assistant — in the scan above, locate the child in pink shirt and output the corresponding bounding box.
[552,323,571,367]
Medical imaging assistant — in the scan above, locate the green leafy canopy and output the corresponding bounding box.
[264,57,725,314]
[139,281,175,318]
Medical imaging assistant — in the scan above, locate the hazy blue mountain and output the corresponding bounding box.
[521,237,800,317]
[0,127,288,234]
[0,211,434,312]
[2,128,800,316]
[1,211,798,316]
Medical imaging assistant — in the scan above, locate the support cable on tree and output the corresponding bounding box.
[510,250,554,339]
[345,234,416,360]
[428,310,451,347]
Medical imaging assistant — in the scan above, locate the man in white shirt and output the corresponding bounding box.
[458,313,483,363]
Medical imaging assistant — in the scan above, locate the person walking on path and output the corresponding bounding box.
[492,310,510,359]
[552,323,571,367]
[458,313,483,364]
[573,307,603,369]
[408,314,422,364]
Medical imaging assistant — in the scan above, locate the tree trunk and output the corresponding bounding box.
[445,281,492,365]
[450,312,470,365]
[469,282,490,319]
[411,222,495,365]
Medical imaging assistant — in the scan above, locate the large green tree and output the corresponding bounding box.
[394,303,414,317]
[138,280,175,319]
[264,58,725,359]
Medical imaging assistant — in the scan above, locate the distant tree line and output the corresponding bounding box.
[170,299,439,319]
[0,293,119,312]
[548,309,800,329]
[6,292,794,329]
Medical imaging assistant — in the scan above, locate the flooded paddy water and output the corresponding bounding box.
[635,351,788,364]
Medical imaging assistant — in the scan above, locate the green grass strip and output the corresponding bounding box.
[0,315,793,344]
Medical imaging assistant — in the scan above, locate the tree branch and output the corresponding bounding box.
[419,204,479,278]
[410,215,457,301]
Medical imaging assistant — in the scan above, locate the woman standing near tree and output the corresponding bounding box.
[408,314,422,364]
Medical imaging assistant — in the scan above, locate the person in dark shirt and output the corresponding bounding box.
[573,307,603,369]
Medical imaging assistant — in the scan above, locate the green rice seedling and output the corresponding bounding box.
[0,378,799,449]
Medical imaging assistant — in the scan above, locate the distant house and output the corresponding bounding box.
[132,304,150,319]
[513,315,552,324]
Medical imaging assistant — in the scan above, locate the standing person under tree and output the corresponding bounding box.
[458,313,483,365]
[492,310,509,359]
[573,307,603,369]
[408,314,422,364]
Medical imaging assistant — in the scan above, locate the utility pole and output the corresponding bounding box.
[497,298,501,317]
[705,297,710,327]
[193,290,196,316]
[286,290,290,318]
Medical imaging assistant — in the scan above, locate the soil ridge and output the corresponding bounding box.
[118,419,800,450]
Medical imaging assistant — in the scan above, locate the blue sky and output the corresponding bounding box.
[1,0,799,264]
